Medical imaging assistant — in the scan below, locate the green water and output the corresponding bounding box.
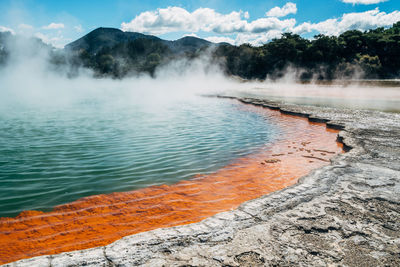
[0,96,278,217]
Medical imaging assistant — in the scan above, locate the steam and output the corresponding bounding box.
[240,69,400,112]
[0,37,238,112]
[0,34,399,114]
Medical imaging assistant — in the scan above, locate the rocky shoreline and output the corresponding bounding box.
[5,96,400,267]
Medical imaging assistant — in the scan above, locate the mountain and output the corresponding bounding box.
[52,23,400,80]
[62,27,226,77]
[65,27,220,55]
[65,27,161,54]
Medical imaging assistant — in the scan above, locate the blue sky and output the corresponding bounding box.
[0,0,399,47]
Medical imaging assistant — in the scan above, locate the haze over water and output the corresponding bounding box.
[235,81,400,113]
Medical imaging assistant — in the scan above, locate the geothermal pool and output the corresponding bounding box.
[0,96,279,218]
[0,96,342,264]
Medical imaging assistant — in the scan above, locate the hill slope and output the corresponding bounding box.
[65,28,161,54]
[65,27,217,55]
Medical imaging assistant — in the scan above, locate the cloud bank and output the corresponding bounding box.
[293,8,400,36]
[121,7,295,36]
[121,5,400,46]
[1,1,398,48]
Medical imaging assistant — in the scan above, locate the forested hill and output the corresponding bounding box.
[1,23,400,80]
[63,27,220,77]
[65,27,216,55]
[65,23,400,80]
[215,22,400,80]
[65,28,162,54]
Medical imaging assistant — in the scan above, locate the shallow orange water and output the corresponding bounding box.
[0,102,343,264]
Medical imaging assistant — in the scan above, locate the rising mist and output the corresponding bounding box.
[1,30,399,114]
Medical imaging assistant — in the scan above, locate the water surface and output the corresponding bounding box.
[0,101,342,264]
[0,96,278,217]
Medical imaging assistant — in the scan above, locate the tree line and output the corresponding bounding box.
[213,22,400,80]
[75,22,400,80]
[1,22,400,80]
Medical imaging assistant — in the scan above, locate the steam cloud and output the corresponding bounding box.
[0,35,399,114]
[0,37,240,112]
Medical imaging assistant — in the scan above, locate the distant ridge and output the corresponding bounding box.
[65,27,161,54]
[165,36,213,53]
[65,27,221,55]
[4,23,400,80]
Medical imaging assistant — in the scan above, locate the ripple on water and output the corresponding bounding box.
[0,97,278,218]
[0,99,343,265]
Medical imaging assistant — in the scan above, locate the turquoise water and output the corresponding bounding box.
[0,96,278,218]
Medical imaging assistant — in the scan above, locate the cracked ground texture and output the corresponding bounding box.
[4,96,400,267]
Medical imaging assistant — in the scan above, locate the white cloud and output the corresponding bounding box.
[341,0,388,4]
[235,30,283,46]
[246,17,296,33]
[42,23,65,30]
[122,7,242,34]
[226,7,400,45]
[0,26,14,34]
[266,2,297,17]
[121,7,294,35]
[183,33,199,37]
[295,8,400,36]
[205,36,235,44]
[291,22,313,35]
[18,24,33,30]
[74,25,83,33]
[121,6,400,46]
